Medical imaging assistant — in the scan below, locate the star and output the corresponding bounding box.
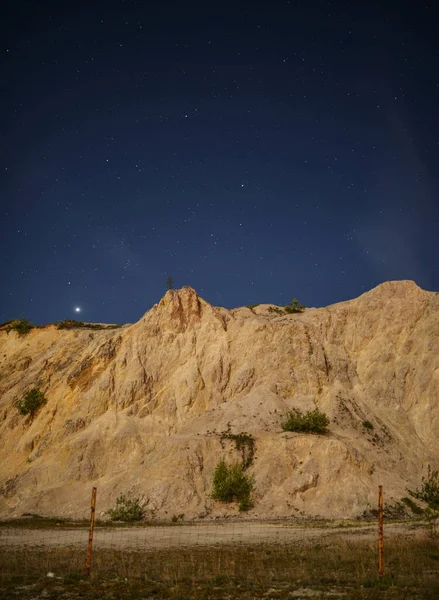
[74,307,81,313]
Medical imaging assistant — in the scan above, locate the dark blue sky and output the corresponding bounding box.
[1,1,438,324]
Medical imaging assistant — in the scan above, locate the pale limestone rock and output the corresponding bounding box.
[0,281,438,519]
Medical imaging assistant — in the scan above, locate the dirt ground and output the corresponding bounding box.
[0,519,426,550]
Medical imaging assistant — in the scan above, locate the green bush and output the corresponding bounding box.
[281,408,329,434]
[408,466,439,511]
[107,494,144,522]
[7,318,33,335]
[211,459,254,511]
[362,420,374,430]
[284,298,305,313]
[16,388,47,418]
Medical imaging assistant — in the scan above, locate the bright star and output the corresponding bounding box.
[74,307,81,313]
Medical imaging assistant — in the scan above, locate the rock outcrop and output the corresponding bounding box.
[0,281,438,519]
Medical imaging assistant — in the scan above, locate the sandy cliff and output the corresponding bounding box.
[0,280,438,519]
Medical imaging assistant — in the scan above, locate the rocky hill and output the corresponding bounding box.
[0,281,438,519]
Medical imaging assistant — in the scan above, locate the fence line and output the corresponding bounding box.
[2,486,437,593]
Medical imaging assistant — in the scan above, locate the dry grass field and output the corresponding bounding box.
[0,518,438,599]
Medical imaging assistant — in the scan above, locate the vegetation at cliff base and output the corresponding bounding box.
[107,494,144,522]
[211,459,254,511]
[408,465,439,511]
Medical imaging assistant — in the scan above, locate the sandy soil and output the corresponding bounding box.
[0,520,426,550]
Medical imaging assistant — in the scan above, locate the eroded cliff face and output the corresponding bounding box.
[0,281,438,519]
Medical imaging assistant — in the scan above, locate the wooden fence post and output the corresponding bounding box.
[85,487,97,576]
[378,485,384,577]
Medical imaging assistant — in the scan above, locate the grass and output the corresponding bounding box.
[0,528,438,599]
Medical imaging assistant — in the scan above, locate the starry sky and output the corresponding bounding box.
[1,1,438,325]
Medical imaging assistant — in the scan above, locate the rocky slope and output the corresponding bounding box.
[0,281,438,519]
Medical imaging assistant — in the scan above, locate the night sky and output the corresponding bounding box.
[1,1,438,325]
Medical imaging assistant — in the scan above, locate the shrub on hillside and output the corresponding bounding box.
[281,408,329,434]
[16,388,47,418]
[211,459,254,511]
[284,298,305,313]
[107,494,144,522]
[6,318,33,335]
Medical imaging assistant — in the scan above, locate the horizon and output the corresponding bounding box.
[2,278,432,327]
